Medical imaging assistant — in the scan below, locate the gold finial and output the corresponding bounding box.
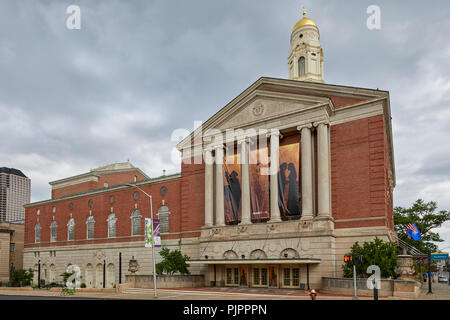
[302,6,306,18]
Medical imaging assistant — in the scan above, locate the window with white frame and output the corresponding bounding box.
[107,213,117,238]
[157,205,170,233]
[131,210,141,236]
[86,215,95,239]
[298,56,306,76]
[35,222,41,243]
[67,218,75,240]
[50,220,57,242]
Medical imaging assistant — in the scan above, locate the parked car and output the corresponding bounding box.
[438,275,448,283]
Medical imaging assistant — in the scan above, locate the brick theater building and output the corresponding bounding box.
[23,11,396,290]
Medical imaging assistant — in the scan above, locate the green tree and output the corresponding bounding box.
[342,238,398,279]
[394,199,450,253]
[10,269,34,286]
[156,248,190,275]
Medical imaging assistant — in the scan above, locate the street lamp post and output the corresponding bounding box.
[126,183,157,298]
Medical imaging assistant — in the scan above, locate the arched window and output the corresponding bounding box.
[157,205,170,233]
[107,213,117,238]
[67,218,75,241]
[298,56,306,76]
[131,210,142,236]
[35,222,41,243]
[86,215,95,239]
[50,221,57,242]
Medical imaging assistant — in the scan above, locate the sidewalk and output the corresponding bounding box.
[0,287,402,300]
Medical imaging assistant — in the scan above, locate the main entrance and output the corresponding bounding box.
[190,258,320,290]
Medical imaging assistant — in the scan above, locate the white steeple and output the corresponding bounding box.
[287,7,324,83]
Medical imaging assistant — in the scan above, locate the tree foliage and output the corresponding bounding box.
[342,238,398,279]
[156,248,190,275]
[10,269,34,286]
[394,199,450,253]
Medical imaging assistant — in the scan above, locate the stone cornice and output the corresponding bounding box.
[24,173,182,208]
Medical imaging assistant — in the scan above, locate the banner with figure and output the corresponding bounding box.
[249,139,270,221]
[223,146,242,224]
[278,135,301,218]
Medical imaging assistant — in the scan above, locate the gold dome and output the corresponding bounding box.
[292,8,317,32]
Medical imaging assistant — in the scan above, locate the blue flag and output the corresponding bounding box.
[406,223,422,241]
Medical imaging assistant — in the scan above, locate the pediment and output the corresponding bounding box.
[215,94,327,131]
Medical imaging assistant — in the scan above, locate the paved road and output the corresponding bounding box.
[0,288,381,300]
[418,282,450,300]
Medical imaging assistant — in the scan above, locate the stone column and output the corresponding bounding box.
[238,138,251,224]
[316,122,331,216]
[215,145,225,226]
[269,130,281,222]
[298,124,313,219]
[204,148,214,227]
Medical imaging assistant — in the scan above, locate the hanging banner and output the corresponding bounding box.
[223,147,242,224]
[145,218,161,248]
[249,140,270,221]
[278,135,301,218]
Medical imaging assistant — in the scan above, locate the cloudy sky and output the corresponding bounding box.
[1,0,449,250]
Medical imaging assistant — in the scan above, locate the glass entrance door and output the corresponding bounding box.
[282,266,300,288]
[225,267,239,286]
[252,267,269,287]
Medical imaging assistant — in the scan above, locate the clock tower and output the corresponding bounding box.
[288,8,324,83]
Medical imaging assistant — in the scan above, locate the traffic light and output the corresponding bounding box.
[358,255,365,264]
[344,255,353,264]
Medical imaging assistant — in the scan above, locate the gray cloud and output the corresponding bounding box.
[1,0,449,249]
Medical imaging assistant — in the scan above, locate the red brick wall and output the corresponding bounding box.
[25,177,182,248]
[330,115,393,229]
[52,170,147,199]
[179,157,205,239]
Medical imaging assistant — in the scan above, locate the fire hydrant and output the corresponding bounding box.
[309,289,317,300]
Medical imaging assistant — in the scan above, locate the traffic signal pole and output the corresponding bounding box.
[427,251,432,294]
[352,264,358,300]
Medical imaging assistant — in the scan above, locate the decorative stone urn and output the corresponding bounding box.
[128,257,139,286]
[396,249,414,280]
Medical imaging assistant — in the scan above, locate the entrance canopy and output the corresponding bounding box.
[189,258,321,265]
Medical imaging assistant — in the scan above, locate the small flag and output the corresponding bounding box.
[406,223,422,241]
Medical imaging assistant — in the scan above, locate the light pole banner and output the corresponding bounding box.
[153,219,161,247]
[145,218,161,248]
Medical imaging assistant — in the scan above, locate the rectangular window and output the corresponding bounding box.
[261,268,268,286]
[253,268,260,285]
[10,243,15,252]
[87,222,95,239]
[159,213,169,233]
[226,268,232,285]
[293,268,300,287]
[283,268,290,286]
[233,268,239,285]
[51,226,57,242]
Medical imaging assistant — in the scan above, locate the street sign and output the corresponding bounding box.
[431,252,449,260]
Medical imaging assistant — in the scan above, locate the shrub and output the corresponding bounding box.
[342,237,399,279]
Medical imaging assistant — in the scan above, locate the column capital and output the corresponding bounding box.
[296,123,313,131]
[266,129,283,139]
[211,143,225,151]
[313,119,330,127]
[237,137,249,145]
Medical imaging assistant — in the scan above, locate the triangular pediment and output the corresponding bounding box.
[177,77,388,151]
